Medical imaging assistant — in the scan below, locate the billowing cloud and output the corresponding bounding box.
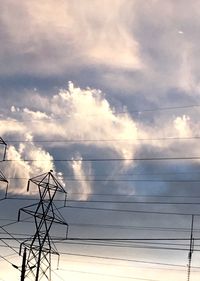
[3,82,140,158]
[71,157,92,200]
[1,82,200,199]
[1,135,55,194]
[0,83,142,194]
[173,115,191,137]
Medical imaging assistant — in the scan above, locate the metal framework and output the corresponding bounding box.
[18,171,68,281]
[187,215,194,281]
[0,170,8,198]
[0,137,8,198]
[0,137,7,161]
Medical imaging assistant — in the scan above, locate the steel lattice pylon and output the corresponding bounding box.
[0,137,8,198]
[0,169,8,195]
[18,171,68,281]
[0,137,7,161]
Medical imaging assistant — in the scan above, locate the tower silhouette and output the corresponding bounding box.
[0,137,8,198]
[18,171,68,281]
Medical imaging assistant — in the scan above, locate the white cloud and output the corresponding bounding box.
[0,0,142,75]
[0,83,142,194]
[1,138,55,194]
[0,119,26,136]
[2,0,200,103]
[177,45,197,93]
[6,82,140,159]
[23,108,50,120]
[52,82,139,159]
[174,115,191,137]
[71,156,92,200]
[2,82,200,196]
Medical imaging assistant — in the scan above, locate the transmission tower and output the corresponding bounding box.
[0,137,7,161]
[187,214,194,281]
[18,171,68,281]
[0,170,8,198]
[0,137,8,198]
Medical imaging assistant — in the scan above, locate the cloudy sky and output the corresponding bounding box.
[1,0,200,280]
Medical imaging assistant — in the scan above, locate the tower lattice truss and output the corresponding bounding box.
[0,137,8,197]
[18,171,68,281]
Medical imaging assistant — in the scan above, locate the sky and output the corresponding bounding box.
[1,0,200,280]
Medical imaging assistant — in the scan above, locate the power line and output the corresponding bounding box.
[66,223,200,233]
[5,136,200,143]
[7,177,200,183]
[65,199,200,205]
[57,267,163,281]
[2,103,200,120]
[2,237,200,242]
[6,193,200,199]
[127,103,200,113]
[6,169,200,177]
[57,255,200,272]
[0,239,197,252]
[62,240,198,247]
[0,253,18,267]
[2,238,200,253]
[5,197,200,205]
[0,225,20,255]
[64,205,200,216]
[65,237,200,241]
[0,219,199,233]
[5,156,200,162]
[51,270,65,281]
[0,243,197,269]
[58,251,191,268]
[60,243,195,252]
[2,242,200,272]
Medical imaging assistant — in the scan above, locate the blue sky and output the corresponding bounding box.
[1,1,200,280]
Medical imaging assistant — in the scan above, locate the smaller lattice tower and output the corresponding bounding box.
[18,171,68,281]
[187,215,194,281]
[0,137,7,161]
[0,137,8,197]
